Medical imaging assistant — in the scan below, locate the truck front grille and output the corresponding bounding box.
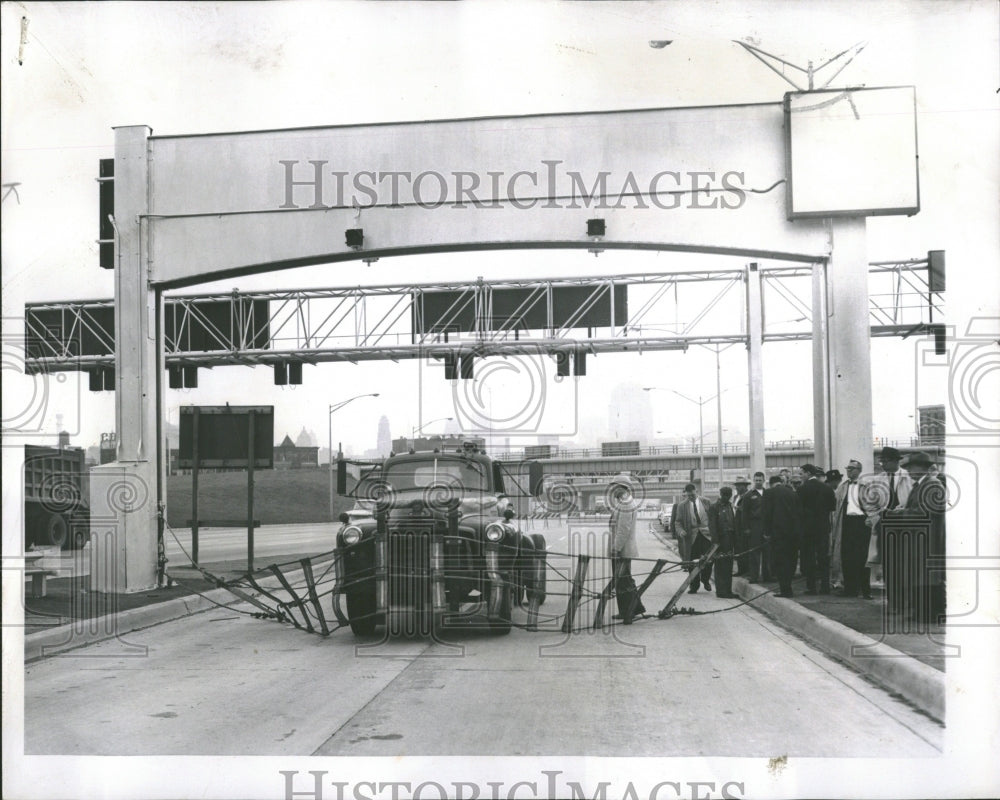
[387,528,431,609]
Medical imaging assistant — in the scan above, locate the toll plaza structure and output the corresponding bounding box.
[29,90,930,593]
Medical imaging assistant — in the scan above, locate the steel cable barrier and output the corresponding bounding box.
[161,522,775,638]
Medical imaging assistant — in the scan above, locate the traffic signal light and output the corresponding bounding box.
[98,159,114,269]
[928,250,945,293]
[460,354,475,379]
[555,351,570,378]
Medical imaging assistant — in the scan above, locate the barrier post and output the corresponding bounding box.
[626,558,667,620]
[561,555,590,634]
[592,559,627,630]
[659,544,718,618]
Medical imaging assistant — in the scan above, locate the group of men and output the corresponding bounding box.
[666,447,946,622]
[670,476,769,599]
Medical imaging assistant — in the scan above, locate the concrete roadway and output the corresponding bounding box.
[25,518,942,756]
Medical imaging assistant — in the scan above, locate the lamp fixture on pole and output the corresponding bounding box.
[411,416,454,447]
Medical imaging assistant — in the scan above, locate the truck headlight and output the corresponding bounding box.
[485,522,505,542]
[343,526,363,546]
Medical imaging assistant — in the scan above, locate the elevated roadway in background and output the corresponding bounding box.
[515,441,945,510]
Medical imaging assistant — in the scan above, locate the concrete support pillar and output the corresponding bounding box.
[89,125,159,593]
[812,260,832,468]
[745,263,766,477]
[820,218,874,474]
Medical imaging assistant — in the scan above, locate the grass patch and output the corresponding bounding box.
[167,468,358,526]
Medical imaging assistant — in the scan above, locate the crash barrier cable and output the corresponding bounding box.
[162,521,776,637]
[162,521,351,633]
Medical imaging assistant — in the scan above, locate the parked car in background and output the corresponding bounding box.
[658,504,672,529]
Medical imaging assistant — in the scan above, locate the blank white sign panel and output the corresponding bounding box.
[785,86,919,218]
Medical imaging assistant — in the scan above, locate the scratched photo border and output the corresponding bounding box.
[3,2,999,800]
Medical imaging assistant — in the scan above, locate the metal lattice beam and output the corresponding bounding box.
[22,259,941,374]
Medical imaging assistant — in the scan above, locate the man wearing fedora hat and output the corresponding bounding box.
[899,451,946,624]
[867,446,913,615]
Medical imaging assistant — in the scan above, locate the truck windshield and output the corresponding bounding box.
[383,458,487,492]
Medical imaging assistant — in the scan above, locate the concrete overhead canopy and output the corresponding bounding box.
[144,103,835,288]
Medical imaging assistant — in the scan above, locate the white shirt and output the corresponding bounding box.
[845,481,864,516]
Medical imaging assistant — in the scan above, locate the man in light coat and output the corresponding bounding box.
[608,477,646,623]
[830,459,877,598]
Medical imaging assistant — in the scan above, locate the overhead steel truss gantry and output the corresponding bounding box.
[23,257,941,374]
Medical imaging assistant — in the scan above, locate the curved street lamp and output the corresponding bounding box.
[644,386,723,492]
[412,416,454,438]
[328,393,380,521]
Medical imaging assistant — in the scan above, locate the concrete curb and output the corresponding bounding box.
[24,586,243,662]
[733,577,945,723]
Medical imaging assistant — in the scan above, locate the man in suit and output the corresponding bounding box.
[866,446,913,615]
[737,471,768,583]
[831,459,875,598]
[709,486,738,599]
[672,482,712,593]
[731,476,751,576]
[763,475,803,598]
[896,451,946,624]
[796,463,837,594]
[608,477,646,623]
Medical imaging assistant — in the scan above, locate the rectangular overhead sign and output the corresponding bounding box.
[25,298,270,359]
[784,86,919,219]
[412,284,628,335]
[178,405,274,469]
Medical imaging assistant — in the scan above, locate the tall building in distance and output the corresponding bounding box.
[607,382,654,444]
[377,415,392,457]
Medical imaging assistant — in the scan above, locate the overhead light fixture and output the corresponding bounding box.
[345,228,364,250]
[587,218,605,257]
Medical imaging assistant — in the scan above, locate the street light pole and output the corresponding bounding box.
[645,385,719,492]
[328,393,380,522]
[698,396,706,490]
[715,345,724,492]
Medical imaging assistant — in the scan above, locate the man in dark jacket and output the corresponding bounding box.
[709,486,738,599]
[731,476,751,576]
[763,475,803,598]
[737,471,767,582]
[896,451,947,624]
[796,463,837,594]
